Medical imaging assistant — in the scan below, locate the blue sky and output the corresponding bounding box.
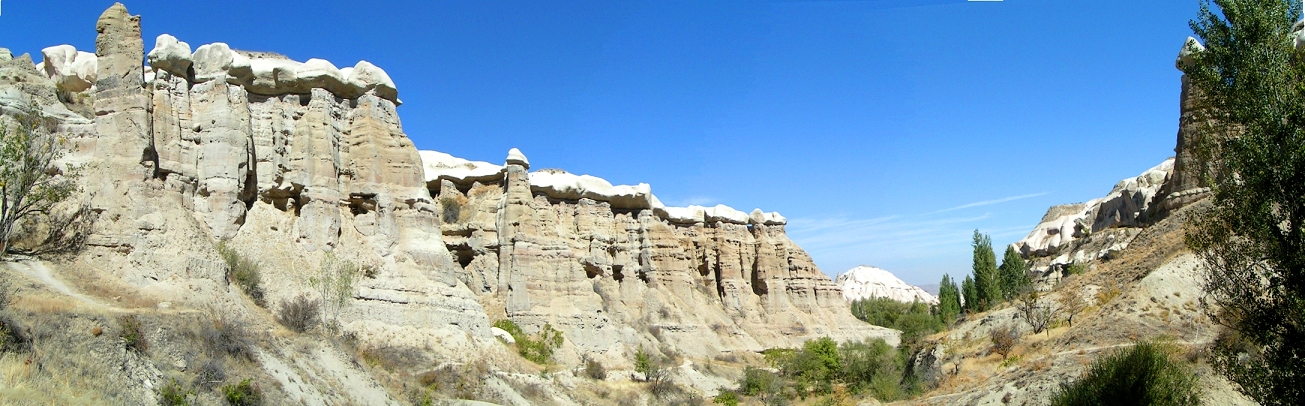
[1,1,1197,285]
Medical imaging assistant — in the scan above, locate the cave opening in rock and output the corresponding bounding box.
[612,265,625,282]
[451,246,475,269]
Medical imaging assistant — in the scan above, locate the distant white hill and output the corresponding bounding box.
[836,265,938,304]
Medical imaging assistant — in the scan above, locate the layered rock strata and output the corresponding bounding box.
[429,148,894,358]
[4,2,892,369]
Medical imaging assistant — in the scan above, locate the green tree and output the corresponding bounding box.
[998,246,1031,300]
[0,103,79,257]
[937,274,962,324]
[971,230,1001,310]
[1052,340,1201,406]
[961,275,977,313]
[1182,1,1305,403]
[310,253,360,334]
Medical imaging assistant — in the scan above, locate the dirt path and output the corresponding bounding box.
[3,258,109,308]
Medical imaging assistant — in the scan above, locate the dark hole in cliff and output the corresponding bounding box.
[638,270,650,284]
[751,258,768,296]
[584,263,601,279]
[349,194,378,216]
[452,247,474,269]
[612,265,624,282]
[298,93,311,107]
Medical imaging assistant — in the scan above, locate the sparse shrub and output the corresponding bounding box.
[585,356,607,380]
[360,345,431,371]
[635,346,667,383]
[869,373,902,401]
[277,294,320,334]
[1066,262,1088,276]
[989,325,1018,360]
[713,389,741,406]
[1017,290,1056,335]
[311,253,359,335]
[120,314,148,353]
[0,277,17,311]
[439,195,467,224]
[0,313,30,353]
[217,242,265,307]
[192,358,227,391]
[221,378,263,406]
[201,317,253,361]
[158,378,194,406]
[1052,340,1200,406]
[420,360,489,400]
[1096,281,1122,305]
[493,320,564,364]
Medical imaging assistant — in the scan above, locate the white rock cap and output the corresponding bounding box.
[1176,37,1204,70]
[147,34,192,77]
[506,148,530,169]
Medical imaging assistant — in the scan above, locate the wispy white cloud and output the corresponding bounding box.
[927,192,1049,214]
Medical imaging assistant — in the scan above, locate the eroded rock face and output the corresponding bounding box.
[7,2,891,371]
[434,149,896,359]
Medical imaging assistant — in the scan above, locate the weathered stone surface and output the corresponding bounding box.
[146,34,192,77]
[40,45,98,93]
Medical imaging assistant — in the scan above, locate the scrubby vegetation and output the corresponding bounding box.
[989,325,1019,360]
[850,297,943,346]
[311,254,359,334]
[120,314,148,353]
[1052,340,1201,406]
[217,242,265,307]
[276,293,320,333]
[492,319,565,364]
[158,378,194,406]
[723,337,916,403]
[221,378,264,406]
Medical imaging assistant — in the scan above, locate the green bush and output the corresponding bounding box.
[850,297,942,348]
[713,389,740,405]
[120,314,148,353]
[738,366,783,398]
[221,378,263,406]
[158,378,194,406]
[1052,340,1201,406]
[838,339,899,395]
[492,320,564,364]
[217,243,265,307]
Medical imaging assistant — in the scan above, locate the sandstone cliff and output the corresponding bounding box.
[0,5,890,402]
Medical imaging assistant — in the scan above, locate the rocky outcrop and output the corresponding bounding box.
[1014,158,1173,258]
[1149,37,1213,218]
[4,3,892,381]
[431,148,895,359]
[836,265,937,304]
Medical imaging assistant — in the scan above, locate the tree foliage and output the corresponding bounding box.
[961,275,977,313]
[1182,1,1305,403]
[0,102,79,257]
[937,274,962,324]
[972,230,1002,310]
[310,253,360,334]
[998,246,1031,300]
[849,297,942,348]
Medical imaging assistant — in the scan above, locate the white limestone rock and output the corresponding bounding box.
[528,170,658,209]
[490,327,515,344]
[836,265,938,304]
[505,147,529,169]
[1014,158,1174,257]
[147,34,192,77]
[40,45,97,93]
[348,60,398,103]
[704,204,750,224]
[192,42,251,83]
[420,150,505,186]
[1177,37,1204,69]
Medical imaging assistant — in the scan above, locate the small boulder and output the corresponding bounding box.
[490,327,515,344]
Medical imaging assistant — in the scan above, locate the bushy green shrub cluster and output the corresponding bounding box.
[849,297,943,347]
[1052,340,1201,406]
[217,242,265,307]
[120,314,148,353]
[221,378,264,406]
[158,378,194,406]
[729,337,914,403]
[492,319,564,364]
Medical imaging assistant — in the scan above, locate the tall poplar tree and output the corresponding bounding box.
[961,275,977,313]
[937,274,961,324]
[971,230,1001,311]
[998,245,1031,300]
[1183,1,1305,403]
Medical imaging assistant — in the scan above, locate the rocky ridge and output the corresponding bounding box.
[0,4,891,404]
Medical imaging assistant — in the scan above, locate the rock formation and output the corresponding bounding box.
[2,2,892,379]
[835,265,938,304]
